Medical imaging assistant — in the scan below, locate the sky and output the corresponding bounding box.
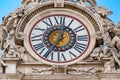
[0,0,120,24]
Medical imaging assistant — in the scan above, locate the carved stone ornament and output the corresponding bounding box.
[0,0,120,80]
[54,0,64,7]
[78,0,97,7]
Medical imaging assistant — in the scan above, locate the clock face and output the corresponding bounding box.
[29,14,90,64]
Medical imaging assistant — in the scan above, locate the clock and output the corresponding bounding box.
[23,4,97,65]
[29,14,90,62]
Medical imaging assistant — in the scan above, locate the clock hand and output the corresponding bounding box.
[43,25,65,58]
[53,24,65,45]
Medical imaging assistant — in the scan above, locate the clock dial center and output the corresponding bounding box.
[43,25,76,52]
[49,30,70,47]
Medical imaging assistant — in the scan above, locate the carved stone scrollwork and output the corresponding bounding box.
[54,0,64,7]
[94,6,112,17]
[1,7,25,33]
[78,0,97,7]
[21,0,39,7]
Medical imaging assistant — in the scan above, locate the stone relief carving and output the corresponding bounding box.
[90,45,104,61]
[25,2,39,12]
[0,0,120,76]
[32,67,54,74]
[54,0,64,7]
[90,6,114,29]
[14,45,34,62]
[90,22,120,73]
[0,26,7,50]
[82,12,120,73]
[1,7,25,32]
[94,6,112,17]
[104,58,115,73]
[67,67,102,75]
[0,8,25,59]
[32,66,67,75]
[77,0,97,6]
[0,6,34,62]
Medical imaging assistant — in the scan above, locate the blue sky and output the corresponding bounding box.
[0,0,120,24]
[96,0,120,24]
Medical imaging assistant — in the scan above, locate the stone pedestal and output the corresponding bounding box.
[3,58,19,73]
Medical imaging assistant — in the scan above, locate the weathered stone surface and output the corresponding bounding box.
[0,0,120,80]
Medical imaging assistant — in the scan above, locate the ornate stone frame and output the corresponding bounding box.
[16,1,103,65]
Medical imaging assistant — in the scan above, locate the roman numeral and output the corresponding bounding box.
[60,17,65,25]
[67,19,74,27]
[31,34,42,41]
[39,48,45,54]
[74,42,86,53]
[54,17,59,24]
[69,51,77,59]
[33,43,44,51]
[61,53,66,61]
[58,53,60,61]
[34,25,45,31]
[57,53,66,61]
[54,16,66,25]
[77,35,88,41]
[74,25,84,33]
[48,18,53,25]
[42,18,53,26]
[43,49,52,58]
[51,52,54,60]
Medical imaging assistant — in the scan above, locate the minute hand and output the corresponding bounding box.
[43,25,65,58]
[53,25,65,46]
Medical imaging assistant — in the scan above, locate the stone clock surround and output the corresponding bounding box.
[16,1,103,65]
[1,0,120,80]
[24,8,96,65]
[16,1,103,33]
